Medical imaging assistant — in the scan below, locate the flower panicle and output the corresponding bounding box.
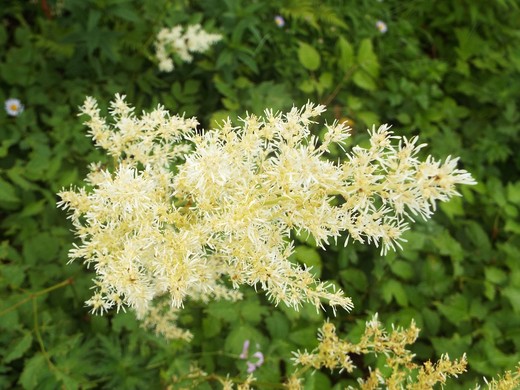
[58,95,475,340]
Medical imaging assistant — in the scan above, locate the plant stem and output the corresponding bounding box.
[0,278,73,317]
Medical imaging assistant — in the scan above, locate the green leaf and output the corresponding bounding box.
[110,6,141,22]
[357,39,379,78]
[298,42,321,71]
[294,245,322,277]
[20,353,48,390]
[390,260,414,280]
[206,300,239,322]
[240,299,268,324]
[337,36,354,71]
[304,370,332,390]
[0,178,19,203]
[352,70,376,91]
[289,327,319,349]
[339,269,367,292]
[202,317,222,338]
[224,324,264,354]
[422,307,441,335]
[4,332,33,363]
[265,311,289,340]
[484,267,507,284]
[502,287,520,312]
[437,294,469,325]
[507,181,520,205]
[381,279,408,307]
[357,110,379,126]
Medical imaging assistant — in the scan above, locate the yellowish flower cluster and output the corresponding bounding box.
[154,24,222,72]
[58,95,475,337]
[476,365,520,390]
[292,316,468,389]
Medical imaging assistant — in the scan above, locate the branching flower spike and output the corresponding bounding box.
[58,95,475,339]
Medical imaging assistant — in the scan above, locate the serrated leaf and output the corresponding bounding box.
[437,294,469,325]
[110,6,141,22]
[298,42,321,71]
[206,300,239,322]
[4,333,33,363]
[422,307,440,335]
[20,353,48,389]
[240,299,267,324]
[381,279,408,307]
[0,178,19,203]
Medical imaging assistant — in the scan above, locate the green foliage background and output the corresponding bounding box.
[1,0,519,388]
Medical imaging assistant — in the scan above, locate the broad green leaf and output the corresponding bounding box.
[390,260,414,280]
[304,370,332,390]
[265,312,289,339]
[240,299,268,324]
[202,317,222,338]
[440,196,464,220]
[437,294,469,325]
[484,267,507,284]
[289,327,319,349]
[502,287,520,312]
[352,70,376,91]
[340,269,367,292]
[431,334,472,361]
[206,300,239,322]
[0,178,19,203]
[298,42,321,71]
[294,245,322,277]
[357,38,379,78]
[337,36,354,71]
[507,181,520,204]
[357,110,379,126]
[381,279,408,307]
[224,324,264,354]
[422,307,441,335]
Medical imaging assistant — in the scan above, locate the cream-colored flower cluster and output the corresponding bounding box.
[292,316,468,389]
[154,24,222,72]
[58,95,475,338]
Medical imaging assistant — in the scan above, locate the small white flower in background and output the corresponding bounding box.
[376,20,388,33]
[154,24,222,73]
[5,98,24,116]
[274,15,285,28]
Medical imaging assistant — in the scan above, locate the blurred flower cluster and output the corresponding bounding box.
[58,95,475,339]
[293,316,468,388]
[154,24,222,72]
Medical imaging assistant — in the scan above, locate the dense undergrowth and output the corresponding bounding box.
[1,0,519,389]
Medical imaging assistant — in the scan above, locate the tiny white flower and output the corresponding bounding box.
[5,98,24,116]
[274,15,285,28]
[376,20,388,33]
